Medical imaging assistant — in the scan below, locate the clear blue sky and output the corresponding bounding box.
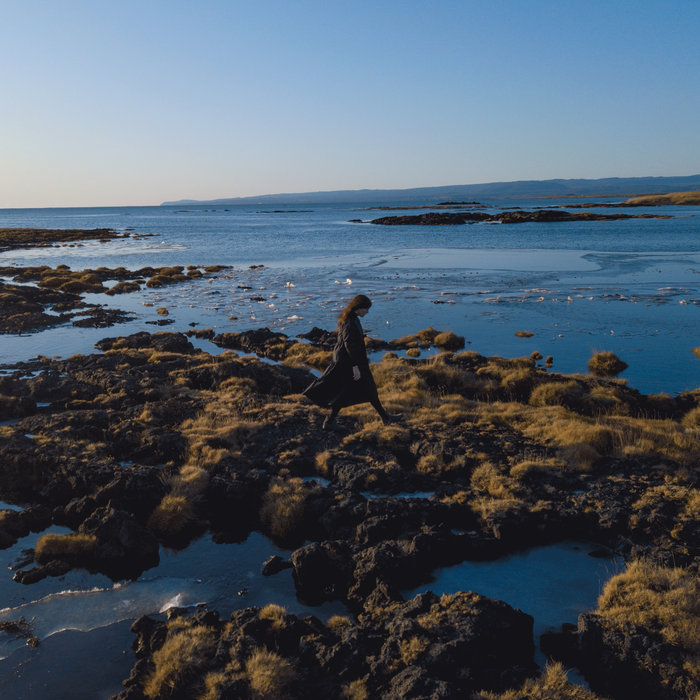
[2,0,699,207]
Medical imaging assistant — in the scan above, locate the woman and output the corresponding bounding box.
[303,294,402,430]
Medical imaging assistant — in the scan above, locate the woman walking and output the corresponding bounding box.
[303,294,402,430]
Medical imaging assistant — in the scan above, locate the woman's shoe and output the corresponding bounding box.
[381,412,403,425]
[323,416,345,431]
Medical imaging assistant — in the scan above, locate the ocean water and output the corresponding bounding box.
[1,200,699,393]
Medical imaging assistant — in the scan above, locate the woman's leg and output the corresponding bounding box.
[370,397,402,425]
[322,405,340,429]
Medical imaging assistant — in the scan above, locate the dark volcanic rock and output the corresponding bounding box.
[371,212,491,225]
[212,327,294,358]
[118,590,536,698]
[369,209,673,225]
[79,506,160,578]
[576,613,699,700]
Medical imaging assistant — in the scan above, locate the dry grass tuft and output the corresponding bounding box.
[596,561,700,678]
[682,406,700,430]
[35,532,98,563]
[245,647,296,699]
[258,604,287,631]
[433,331,465,350]
[260,477,316,540]
[147,465,209,537]
[283,343,332,370]
[144,622,217,698]
[341,679,369,700]
[327,615,352,630]
[588,351,628,377]
[474,661,606,699]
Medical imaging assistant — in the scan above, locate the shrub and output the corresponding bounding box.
[245,648,296,700]
[588,351,628,377]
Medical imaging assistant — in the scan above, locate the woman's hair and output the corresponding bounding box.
[337,294,372,326]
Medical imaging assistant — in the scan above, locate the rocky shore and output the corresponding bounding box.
[0,326,698,699]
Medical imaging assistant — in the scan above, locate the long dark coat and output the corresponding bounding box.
[303,314,379,409]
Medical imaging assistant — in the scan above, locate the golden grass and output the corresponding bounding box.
[327,615,352,630]
[282,342,332,370]
[341,679,369,700]
[260,477,314,539]
[147,493,197,536]
[474,662,607,699]
[144,622,217,698]
[258,604,287,631]
[245,647,296,700]
[588,351,628,377]
[474,401,700,466]
[682,406,700,430]
[34,533,98,563]
[693,347,700,360]
[433,331,465,350]
[624,191,700,206]
[515,330,534,338]
[596,561,700,679]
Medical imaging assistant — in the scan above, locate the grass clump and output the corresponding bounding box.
[588,351,628,377]
[596,561,700,680]
[433,331,465,350]
[144,621,217,698]
[245,647,296,699]
[260,477,313,540]
[258,604,287,631]
[474,661,606,699]
[514,330,534,338]
[327,615,352,630]
[341,679,369,700]
[35,532,98,563]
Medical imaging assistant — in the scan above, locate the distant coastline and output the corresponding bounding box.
[161,174,700,207]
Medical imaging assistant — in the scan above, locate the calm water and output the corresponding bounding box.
[1,200,699,393]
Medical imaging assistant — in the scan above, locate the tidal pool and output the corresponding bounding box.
[0,528,345,699]
[402,540,624,671]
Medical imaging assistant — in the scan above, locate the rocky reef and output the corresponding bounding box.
[0,329,697,698]
[368,210,672,225]
[0,228,230,333]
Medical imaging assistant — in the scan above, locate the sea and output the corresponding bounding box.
[1,199,699,394]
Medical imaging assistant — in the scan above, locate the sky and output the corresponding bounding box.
[1,0,699,207]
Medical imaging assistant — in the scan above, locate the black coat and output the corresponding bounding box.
[303,314,379,409]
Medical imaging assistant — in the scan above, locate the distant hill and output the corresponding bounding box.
[161,174,700,206]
